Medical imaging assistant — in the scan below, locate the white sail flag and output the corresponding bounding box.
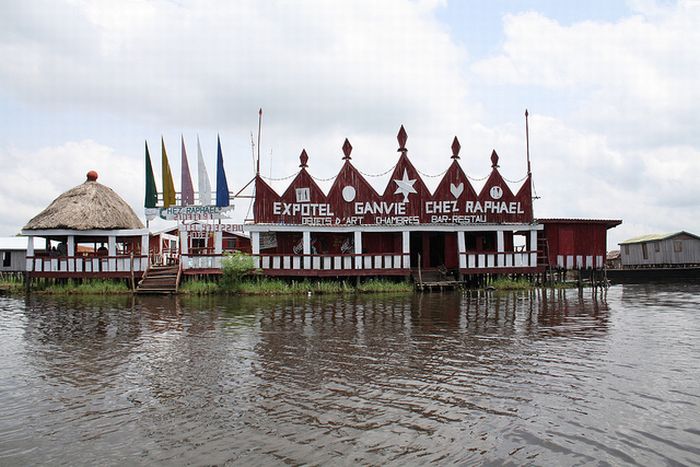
[197,135,212,205]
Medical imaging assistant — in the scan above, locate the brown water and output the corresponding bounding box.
[0,284,699,466]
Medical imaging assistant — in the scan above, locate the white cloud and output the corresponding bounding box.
[472,1,700,148]
[0,0,472,133]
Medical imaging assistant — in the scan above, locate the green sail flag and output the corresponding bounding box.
[144,141,158,208]
[161,137,176,208]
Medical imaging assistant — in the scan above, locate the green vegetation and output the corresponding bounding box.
[179,276,412,296]
[221,251,256,288]
[38,279,131,295]
[0,275,24,293]
[356,278,413,293]
[489,277,533,290]
[179,279,221,295]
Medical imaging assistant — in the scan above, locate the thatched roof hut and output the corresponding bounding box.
[23,171,144,231]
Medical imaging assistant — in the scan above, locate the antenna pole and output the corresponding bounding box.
[256,108,262,175]
[525,109,531,174]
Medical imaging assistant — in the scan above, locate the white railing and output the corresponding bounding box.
[26,255,148,274]
[182,251,544,272]
[556,255,604,270]
[253,253,411,272]
[458,250,539,270]
[181,254,225,270]
[182,253,408,272]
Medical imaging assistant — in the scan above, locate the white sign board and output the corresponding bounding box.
[145,205,235,221]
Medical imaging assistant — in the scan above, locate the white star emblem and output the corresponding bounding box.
[393,169,417,202]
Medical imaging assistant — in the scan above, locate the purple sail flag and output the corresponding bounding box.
[180,135,195,206]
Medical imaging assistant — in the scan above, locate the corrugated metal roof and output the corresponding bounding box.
[538,218,622,228]
[619,231,700,245]
[0,237,46,251]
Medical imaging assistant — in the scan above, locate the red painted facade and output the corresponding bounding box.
[539,219,621,268]
[253,137,533,227]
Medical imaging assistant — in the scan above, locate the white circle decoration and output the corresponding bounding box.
[342,186,356,202]
[490,186,503,200]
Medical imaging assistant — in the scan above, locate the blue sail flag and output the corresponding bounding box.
[216,135,230,207]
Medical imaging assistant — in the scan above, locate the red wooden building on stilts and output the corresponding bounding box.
[246,126,548,281]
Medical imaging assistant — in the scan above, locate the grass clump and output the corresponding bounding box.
[180,280,221,295]
[235,278,346,295]
[40,279,130,295]
[183,276,413,296]
[356,278,413,293]
[489,277,533,290]
[0,275,24,293]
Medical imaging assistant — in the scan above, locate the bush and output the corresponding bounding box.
[221,252,256,287]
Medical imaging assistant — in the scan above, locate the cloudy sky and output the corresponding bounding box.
[1,0,698,248]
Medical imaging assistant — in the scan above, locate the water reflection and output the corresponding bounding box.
[1,286,698,465]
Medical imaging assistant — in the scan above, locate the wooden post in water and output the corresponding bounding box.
[417,253,423,290]
[130,253,135,292]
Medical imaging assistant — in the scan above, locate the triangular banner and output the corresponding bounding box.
[161,137,176,208]
[144,141,158,208]
[197,136,212,206]
[215,135,230,207]
[180,136,195,206]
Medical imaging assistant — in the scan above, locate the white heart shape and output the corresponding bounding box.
[450,182,464,199]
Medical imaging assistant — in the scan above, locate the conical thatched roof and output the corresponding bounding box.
[23,172,144,231]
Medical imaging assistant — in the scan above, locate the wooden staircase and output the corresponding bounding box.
[136,262,181,294]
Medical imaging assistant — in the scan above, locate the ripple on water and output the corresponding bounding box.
[0,285,699,465]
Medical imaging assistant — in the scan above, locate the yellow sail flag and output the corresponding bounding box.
[161,137,176,208]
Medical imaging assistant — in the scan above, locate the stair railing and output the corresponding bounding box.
[175,260,183,293]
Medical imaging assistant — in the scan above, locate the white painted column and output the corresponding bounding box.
[141,234,150,271]
[402,231,410,269]
[354,231,363,269]
[457,231,466,269]
[251,231,260,269]
[108,235,116,272]
[303,231,311,269]
[530,229,538,267]
[26,236,34,272]
[67,235,75,257]
[497,230,504,267]
[67,235,75,271]
[180,230,188,255]
[214,231,223,254]
[213,231,223,270]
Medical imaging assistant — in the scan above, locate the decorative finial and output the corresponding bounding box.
[525,108,529,118]
[342,138,352,160]
[86,170,98,182]
[451,136,461,160]
[397,125,407,152]
[490,150,499,168]
[299,149,309,168]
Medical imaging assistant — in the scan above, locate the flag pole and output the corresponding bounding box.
[525,109,531,175]
[256,108,262,175]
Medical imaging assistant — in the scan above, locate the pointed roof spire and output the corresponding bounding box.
[299,149,309,168]
[342,138,352,160]
[397,125,407,153]
[490,150,500,168]
[451,136,461,160]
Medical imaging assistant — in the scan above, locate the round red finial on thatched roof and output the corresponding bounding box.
[86,170,98,182]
